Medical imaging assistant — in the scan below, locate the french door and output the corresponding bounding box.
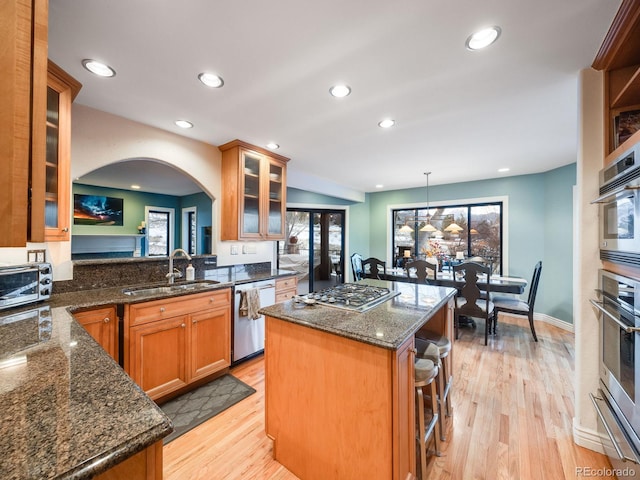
[278,208,345,294]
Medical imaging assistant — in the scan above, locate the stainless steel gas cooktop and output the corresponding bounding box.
[301,283,400,312]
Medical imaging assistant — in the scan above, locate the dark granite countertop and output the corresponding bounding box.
[0,305,172,480]
[0,267,296,479]
[259,279,456,350]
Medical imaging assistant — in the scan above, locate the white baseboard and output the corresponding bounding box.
[496,312,574,332]
[536,313,574,332]
[573,417,605,454]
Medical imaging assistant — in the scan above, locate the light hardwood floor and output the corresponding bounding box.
[163,315,611,480]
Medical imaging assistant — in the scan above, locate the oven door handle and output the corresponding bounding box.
[589,299,640,333]
[589,392,639,463]
[591,185,640,204]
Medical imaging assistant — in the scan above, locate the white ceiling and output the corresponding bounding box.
[49,0,621,197]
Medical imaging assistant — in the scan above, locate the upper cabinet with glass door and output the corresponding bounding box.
[219,140,289,241]
[40,61,81,241]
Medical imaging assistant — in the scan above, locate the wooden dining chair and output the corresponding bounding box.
[361,257,386,279]
[492,261,542,341]
[453,261,495,345]
[405,260,437,283]
[350,253,364,281]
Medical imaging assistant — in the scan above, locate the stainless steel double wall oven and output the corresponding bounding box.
[591,144,640,474]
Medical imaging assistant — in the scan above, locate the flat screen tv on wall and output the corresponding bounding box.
[73,194,124,226]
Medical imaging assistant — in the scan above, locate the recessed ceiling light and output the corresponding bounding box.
[465,26,501,51]
[378,119,395,128]
[375,184,384,189]
[175,120,193,129]
[498,167,510,173]
[131,184,141,189]
[329,85,351,98]
[82,59,116,77]
[266,142,280,150]
[198,72,224,88]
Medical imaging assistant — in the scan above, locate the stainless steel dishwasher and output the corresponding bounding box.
[232,279,276,364]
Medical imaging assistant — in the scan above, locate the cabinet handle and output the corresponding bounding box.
[192,319,197,324]
[160,307,166,313]
[62,227,69,232]
[103,317,110,323]
[181,323,186,328]
[210,298,215,303]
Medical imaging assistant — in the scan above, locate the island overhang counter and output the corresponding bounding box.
[259,279,456,480]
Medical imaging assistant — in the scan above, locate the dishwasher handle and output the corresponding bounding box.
[235,283,275,294]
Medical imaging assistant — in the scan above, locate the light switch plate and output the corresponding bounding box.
[243,244,257,254]
[27,250,46,263]
[230,245,239,255]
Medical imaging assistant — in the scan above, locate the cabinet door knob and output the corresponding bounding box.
[103,317,110,323]
[160,307,166,313]
[62,227,69,232]
[192,319,197,324]
[181,323,186,328]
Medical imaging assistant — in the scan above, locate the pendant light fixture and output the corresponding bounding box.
[398,171,437,234]
[420,171,436,233]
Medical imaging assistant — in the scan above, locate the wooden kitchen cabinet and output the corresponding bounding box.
[219,140,289,241]
[125,288,231,400]
[73,306,118,362]
[275,276,298,302]
[40,61,81,242]
[0,0,47,246]
[592,1,640,157]
[265,316,416,479]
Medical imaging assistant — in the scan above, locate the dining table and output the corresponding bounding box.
[381,267,527,294]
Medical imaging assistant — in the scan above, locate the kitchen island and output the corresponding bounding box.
[259,279,456,480]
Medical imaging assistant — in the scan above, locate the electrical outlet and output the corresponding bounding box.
[230,245,239,255]
[27,250,46,263]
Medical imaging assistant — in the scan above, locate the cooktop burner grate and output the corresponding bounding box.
[304,283,399,312]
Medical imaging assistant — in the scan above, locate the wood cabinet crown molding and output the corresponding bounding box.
[218,139,290,163]
[593,0,640,71]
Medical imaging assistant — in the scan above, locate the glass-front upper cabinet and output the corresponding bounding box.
[42,62,81,241]
[220,140,289,241]
[267,162,284,236]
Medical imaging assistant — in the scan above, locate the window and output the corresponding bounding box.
[146,206,175,256]
[392,202,503,274]
[182,207,197,255]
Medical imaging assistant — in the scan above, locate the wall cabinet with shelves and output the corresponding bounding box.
[219,140,289,241]
[593,1,640,157]
[40,61,81,242]
[124,288,231,401]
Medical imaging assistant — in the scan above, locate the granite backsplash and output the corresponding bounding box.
[53,256,273,294]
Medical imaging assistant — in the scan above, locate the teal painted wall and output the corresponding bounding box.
[73,184,212,254]
[181,192,213,254]
[288,165,577,324]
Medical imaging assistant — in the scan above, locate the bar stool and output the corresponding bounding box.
[415,333,452,441]
[415,358,441,480]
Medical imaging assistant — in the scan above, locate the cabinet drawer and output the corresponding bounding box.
[128,289,231,326]
[276,288,297,303]
[276,276,297,291]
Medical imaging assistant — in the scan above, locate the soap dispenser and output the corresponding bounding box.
[186,263,195,281]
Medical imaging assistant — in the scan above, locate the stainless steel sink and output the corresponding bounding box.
[122,281,219,296]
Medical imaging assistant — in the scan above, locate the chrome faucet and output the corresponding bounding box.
[167,248,192,284]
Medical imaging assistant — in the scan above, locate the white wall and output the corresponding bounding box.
[573,68,605,452]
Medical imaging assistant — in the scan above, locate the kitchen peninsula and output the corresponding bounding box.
[260,279,456,480]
